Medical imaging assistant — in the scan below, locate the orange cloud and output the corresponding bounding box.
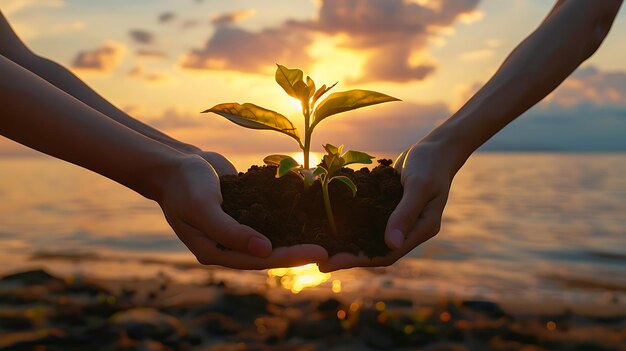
[210,9,256,26]
[180,0,480,83]
[72,42,124,73]
[128,29,155,45]
[548,66,626,107]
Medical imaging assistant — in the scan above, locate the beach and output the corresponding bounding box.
[1,265,625,351]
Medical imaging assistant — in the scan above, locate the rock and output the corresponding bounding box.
[111,308,185,340]
[209,293,269,323]
[461,300,508,318]
[199,311,243,336]
[0,269,62,286]
[289,315,343,339]
[0,328,65,350]
[317,298,341,312]
[383,298,413,309]
[0,312,33,330]
[422,342,471,351]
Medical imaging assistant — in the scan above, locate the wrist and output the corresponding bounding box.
[134,153,198,202]
[420,121,474,175]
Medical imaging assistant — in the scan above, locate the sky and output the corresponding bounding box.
[1,0,626,157]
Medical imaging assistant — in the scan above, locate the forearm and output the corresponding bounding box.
[0,11,198,154]
[18,54,200,153]
[0,54,185,200]
[423,0,622,171]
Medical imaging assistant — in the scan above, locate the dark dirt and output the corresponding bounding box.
[220,159,403,257]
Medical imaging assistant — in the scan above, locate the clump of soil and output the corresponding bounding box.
[220,159,403,257]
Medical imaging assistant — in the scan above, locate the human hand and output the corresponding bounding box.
[195,151,238,177]
[318,141,458,272]
[156,154,328,269]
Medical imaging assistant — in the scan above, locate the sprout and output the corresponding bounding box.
[203,64,399,170]
[203,65,398,235]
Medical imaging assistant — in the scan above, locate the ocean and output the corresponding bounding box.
[0,152,625,306]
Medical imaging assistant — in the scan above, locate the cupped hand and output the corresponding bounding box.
[318,141,457,272]
[157,154,328,269]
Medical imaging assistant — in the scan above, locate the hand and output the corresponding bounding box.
[195,150,238,177]
[318,141,457,272]
[156,154,328,269]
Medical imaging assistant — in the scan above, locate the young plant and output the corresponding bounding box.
[314,144,374,235]
[203,64,399,172]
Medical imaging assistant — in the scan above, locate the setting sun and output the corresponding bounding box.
[290,151,320,167]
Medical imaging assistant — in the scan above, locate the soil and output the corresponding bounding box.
[220,159,403,257]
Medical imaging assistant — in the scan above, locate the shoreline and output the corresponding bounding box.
[1,268,625,351]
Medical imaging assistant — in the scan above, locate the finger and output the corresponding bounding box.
[321,196,446,272]
[318,252,369,272]
[392,149,409,173]
[202,152,238,177]
[384,178,432,250]
[403,195,446,248]
[176,221,328,269]
[194,206,273,258]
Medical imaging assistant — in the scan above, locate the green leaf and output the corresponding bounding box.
[203,103,301,146]
[311,81,337,107]
[323,143,343,156]
[275,64,304,99]
[342,150,374,166]
[264,154,299,167]
[293,80,310,110]
[312,89,400,129]
[313,167,327,178]
[306,76,316,98]
[331,176,357,197]
[278,157,301,178]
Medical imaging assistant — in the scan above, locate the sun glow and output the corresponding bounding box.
[289,97,303,111]
[267,264,331,294]
[290,152,321,168]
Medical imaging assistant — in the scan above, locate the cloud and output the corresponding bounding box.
[459,48,494,61]
[484,104,626,151]
[158,11,176,24]
[546,66,626,108]
[180,24,313,72]
[128,29,155,45]
[72,42,124,73]
[1,0,63,15]
[459,66,626,151]
[147,108,205,130]
[181,0,481,82]
[127,65,144,78]
[136,49,167,59]
[126,65,167,82]
[211,9,256,26]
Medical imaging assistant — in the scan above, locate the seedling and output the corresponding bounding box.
[314,144,374,235]
[203,64,399,171]
[203,65,399,235]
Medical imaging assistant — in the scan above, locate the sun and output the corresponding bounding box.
[289,97,302,111]
[290,151,320,168]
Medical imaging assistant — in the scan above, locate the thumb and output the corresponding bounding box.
[199,206,273,258]
[384,180,428,250]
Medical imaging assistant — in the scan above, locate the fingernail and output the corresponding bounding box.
[248,236,272,257]
[388,229,404,250]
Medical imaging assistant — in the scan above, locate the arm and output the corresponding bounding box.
[319,0,623,272]
[0,53,327,269]
[0,11,237,174]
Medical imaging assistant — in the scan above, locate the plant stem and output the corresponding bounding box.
[322,179,337,235]
[303,106,311,170]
